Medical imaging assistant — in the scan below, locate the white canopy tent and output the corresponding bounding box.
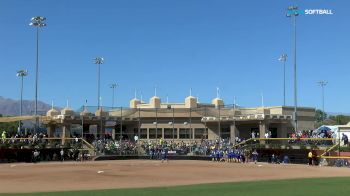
[317,124,350,143]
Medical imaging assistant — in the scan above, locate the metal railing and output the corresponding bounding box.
[234,138,336,150]
[0,137,95,151]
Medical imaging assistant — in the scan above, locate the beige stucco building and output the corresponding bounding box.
[43,95,316,142]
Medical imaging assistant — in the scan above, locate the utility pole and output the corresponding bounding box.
[110,83,118,109]
[318,81,328,122]
[279,54,287,106]
[16,70,28,134]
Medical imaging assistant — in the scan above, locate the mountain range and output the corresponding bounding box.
[327,112,350,116]
[0,96,59,116]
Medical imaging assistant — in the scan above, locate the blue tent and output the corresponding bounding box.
[317,126,331,132]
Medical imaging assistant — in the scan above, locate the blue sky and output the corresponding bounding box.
[0,0,349,112]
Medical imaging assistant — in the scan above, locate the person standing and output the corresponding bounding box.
[1,131,6,143]
[252,150,258,164]
[271,154,276,164]
[149,146,154,160]
[342,133,349,147]
[332,132,337,145]
[161,147,168,163]
[264,132,269,138]
[283,155,290,164]
[252,132,256,139]
[308,151,313,166]
[60,149,64,162]
[32,149,40,163]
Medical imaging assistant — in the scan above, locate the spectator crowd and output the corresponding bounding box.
[1,127,349,164]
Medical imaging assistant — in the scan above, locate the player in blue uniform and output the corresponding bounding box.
[210,149,215,162]
[161,148,168,163]
[215,149,220,162]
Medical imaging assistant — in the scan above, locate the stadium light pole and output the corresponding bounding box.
[287,6,299,131]
[172,108,175,141]
[29,16,46,133]
[184,122,188,139]
[155,108,158,140]
[232,96,236,144]
[153,121,158,140]
[189,108,192,140]
[16,69,28,134]
[109,83,118,109]
[318,81,328,122]
[93,57,104,110]
[120,107,123,141]
[138,107,141,143]
[81,100,87,139]
[279,54,287,106]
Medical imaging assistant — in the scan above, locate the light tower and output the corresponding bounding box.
[29,16,46,133]
[16,69,28,133]
[93,57,104,109]
[278,54,287,106]
[318,81,328,122]
[109,83,118,109]
[286,6,299,131]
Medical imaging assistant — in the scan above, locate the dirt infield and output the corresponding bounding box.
[1,160,350,193]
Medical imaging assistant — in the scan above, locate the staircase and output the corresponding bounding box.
[81,138,96,158]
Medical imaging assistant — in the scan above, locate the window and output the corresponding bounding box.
[195,128,208,139]
[221,127,230,139]
[149,128,162,139]
[164,128,176,139]
[140,128,147,139]
[269,128,278,138]
[133,128,138,136]
[179,128,192,139]
[149,128,156,139]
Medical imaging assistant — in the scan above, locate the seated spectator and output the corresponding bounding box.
[342,133,349,146]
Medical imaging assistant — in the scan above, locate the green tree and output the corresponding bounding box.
[0,114,20,136]
[329,115,350,125]
[315,109,327,123]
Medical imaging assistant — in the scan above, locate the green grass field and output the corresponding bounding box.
[2,177,350,196]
